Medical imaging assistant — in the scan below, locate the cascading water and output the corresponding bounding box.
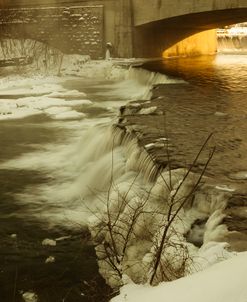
[0,50,188,300]
[217,25,247,53]
[0,40,244,301]
[218,35,247,53]
[0,64,178,224]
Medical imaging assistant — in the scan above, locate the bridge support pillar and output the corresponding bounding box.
[114,0,133,58]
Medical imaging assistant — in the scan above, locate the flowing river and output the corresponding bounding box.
[0,52,246,301]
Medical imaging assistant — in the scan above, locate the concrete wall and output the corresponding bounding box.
[132,0,247,26]
[0,5,104,58]
[114,0,133,58]
[132,0,247,58]
[0,0,133,58]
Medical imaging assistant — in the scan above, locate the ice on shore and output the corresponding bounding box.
[112,252,247,302]
[0,87,91,120]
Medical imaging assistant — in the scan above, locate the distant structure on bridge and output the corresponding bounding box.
[0,0,247,59]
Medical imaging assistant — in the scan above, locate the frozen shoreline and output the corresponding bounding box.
[1,51,246,302]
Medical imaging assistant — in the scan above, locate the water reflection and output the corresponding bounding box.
[142,54,247,184]
[143,55,247,93]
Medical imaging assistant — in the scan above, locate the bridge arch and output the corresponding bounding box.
[132,5,247,58]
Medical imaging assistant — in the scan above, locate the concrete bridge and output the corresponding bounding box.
[0,0,247,59]
[132,0,247,57]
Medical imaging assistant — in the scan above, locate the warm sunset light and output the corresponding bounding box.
[162,30,217,58]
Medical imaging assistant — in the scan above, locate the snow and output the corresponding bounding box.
[0,97,88,120]
[1,45,240,301]
[228,171,247,180]
[59,55,127,79]
[0,84,61,96]
[0,106,41,120]
[50,110,86,120]
[45,256,55,264]
[55,235,72,241]
[44,106,73,115]
[145,143,155,149]
[144,142,166,149]
[44,105,87,120]
[138,106,157,115]
[48,90,87,99]
[22,292,38,302]
[214,111,227,117]
[42,238,56,246]
[112,252,247,302]
[228,26,247,36]
[215,185,236,192]
[0,77,92,120]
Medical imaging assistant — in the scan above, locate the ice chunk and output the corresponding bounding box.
[55,235,72,241]
[145,143,155,149]
[42,238,56,246]
[48,90,87,99]
[45,256,55,264]
[228,171,247,180]
[214,111,227,117]
[138,106,157,115]
[215,185,235,192]
[22,291,38,302]
[51,110,86,120]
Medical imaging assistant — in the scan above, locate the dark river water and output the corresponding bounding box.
[143,54,247,187]
[0,53,246,301]
[0,79,119,302]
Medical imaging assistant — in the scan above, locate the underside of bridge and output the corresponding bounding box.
[133,8,247,58]
[0,2,247,59]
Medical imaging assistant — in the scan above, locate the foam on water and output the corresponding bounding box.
[0,59,176,227]
[95,66,184,101]
[0,55,232,289]
[218,35,247,54]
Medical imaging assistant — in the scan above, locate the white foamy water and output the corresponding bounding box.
[0,59,176,227]
[218,35,247,53]
[0,55,236,293]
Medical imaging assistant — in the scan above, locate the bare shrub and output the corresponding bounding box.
[88,133,215,289]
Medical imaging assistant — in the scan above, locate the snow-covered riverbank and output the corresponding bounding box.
[1,43,247,302]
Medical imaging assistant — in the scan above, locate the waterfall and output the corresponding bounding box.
[0,59,233,290]
[87,123,231,288]
[0,62,173,226]
[217,26,247,53]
